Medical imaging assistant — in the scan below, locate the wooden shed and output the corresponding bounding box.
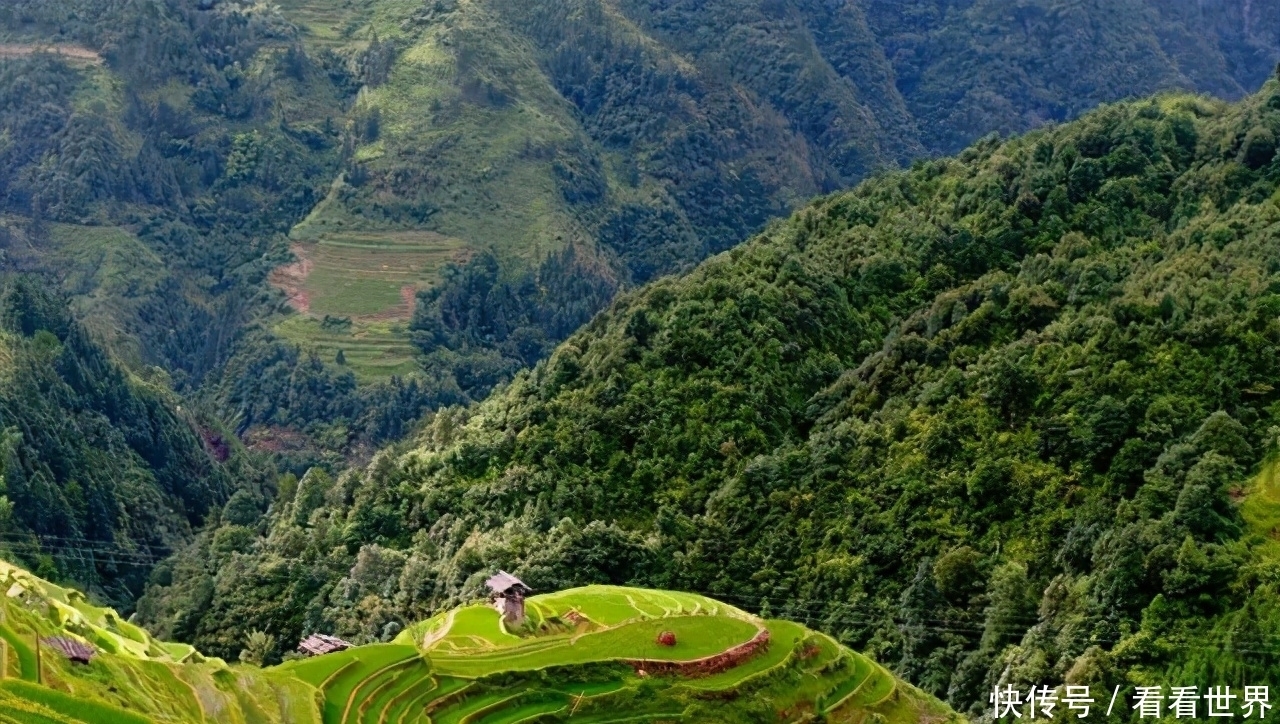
[43,636,96,665]
[297,633,353,657]
[485,571,532,626]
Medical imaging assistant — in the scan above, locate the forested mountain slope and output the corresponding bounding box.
[0,277,238,608]
[140,79,1280,714]
[267,0,1280,405]
[5,1,1280,466]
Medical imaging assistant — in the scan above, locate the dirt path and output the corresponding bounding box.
[420,609,456,650]
[0,43,102,64]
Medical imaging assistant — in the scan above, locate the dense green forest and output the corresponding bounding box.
[5,0,1280,467]
[139,78,1280,715]
[0,0,457,461]
[3,2,1280,712]
[0,276,240,607]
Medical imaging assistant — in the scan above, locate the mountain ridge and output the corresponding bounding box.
[139,77,1280,714]
[6,1,1279,451]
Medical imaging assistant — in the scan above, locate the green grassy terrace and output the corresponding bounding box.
[0,565,955,724]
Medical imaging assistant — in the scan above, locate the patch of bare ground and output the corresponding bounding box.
[0,44,102,64]
[242,426,311,454]
[269,244,314,314]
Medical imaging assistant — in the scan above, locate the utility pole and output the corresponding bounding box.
[34,632,41,685]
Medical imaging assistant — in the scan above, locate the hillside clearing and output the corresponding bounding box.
[0,44,101,64]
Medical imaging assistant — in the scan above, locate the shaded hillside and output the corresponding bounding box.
[0,0,328,383]
[140,77,1280,713]
[0,1,456,458]
[862,0,1280,153]
[0,277,237,607]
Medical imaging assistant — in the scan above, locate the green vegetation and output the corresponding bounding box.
[0,276,239,607]
[4,2,1280,720]
[146,78,1280,717]
[280,231,469,319]
[283,585,943,724]
[3,0,1279,462]
[0,561,950,723]
[0,561,321,724]
[0,681,152,724]
[274,316,421,383]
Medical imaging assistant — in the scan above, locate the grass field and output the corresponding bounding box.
[1241,458,1280,556]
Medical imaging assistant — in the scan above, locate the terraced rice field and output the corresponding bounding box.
[0,570,942,724]
[274,316,420,382]
[267,229,469,381]
[679,620,806,691]
[524,586,750,628]
[273,232,468,320]
[430,615,760,678]
[271,0,368,47]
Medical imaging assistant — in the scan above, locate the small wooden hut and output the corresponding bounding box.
[297,633,353,657]
[485,571,532,626]
[43,636,95,665]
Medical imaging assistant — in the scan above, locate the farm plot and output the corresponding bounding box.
[428,615,761,678]
[273,316,421,383]
[273,232,468,320]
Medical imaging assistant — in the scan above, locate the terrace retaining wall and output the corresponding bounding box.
[626,627,770,678]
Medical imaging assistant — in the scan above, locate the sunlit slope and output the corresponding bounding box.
[288,585,953,724]
[0,563,955,724]
[1239,458,1280,557]
[0,561,320,724]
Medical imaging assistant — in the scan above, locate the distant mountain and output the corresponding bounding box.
[3,1,1278,461]
[142,77,1280,714]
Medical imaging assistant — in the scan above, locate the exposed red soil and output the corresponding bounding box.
[199,427,231,463]
[796,643,821,661]
[626,627,771,678]
[268,244,314,314]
